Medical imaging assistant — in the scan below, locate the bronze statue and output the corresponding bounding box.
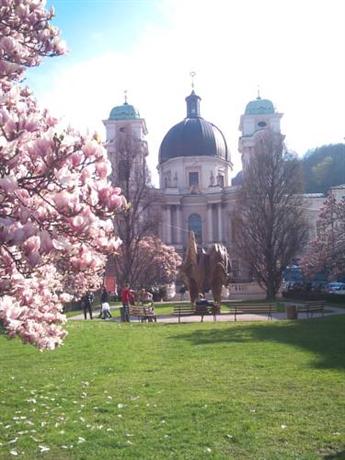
[180,231,231,306]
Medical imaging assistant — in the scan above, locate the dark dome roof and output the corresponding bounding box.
[159,118,228,163]
[159,91,228,164]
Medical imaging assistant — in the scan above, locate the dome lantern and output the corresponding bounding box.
[185,90,201,118]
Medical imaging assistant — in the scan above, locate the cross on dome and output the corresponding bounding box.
[190,71,196,90]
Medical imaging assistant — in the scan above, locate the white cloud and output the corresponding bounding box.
[30,0,345,185]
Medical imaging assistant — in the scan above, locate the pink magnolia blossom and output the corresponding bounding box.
[116,236,182,289]
[0,1,124,349]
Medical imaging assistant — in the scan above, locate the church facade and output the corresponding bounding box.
[103,89,331,282]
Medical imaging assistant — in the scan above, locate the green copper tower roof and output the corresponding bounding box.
[109,102,140,120]
[245,97,274,115]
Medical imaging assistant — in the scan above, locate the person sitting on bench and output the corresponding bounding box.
[195,294,214,312]
[140,289,153,306]
[196,294,213,306]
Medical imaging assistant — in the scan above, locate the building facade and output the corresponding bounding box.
[104,90,337,282]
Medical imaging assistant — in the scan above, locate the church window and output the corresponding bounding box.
[257,121,267,128]
[189,172,199,186]
[188,213,202,244]
[217,174,224,187]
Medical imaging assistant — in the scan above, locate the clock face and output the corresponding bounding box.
[257,121,267,128]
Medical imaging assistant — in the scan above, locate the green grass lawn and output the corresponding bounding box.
[0,317,344,459]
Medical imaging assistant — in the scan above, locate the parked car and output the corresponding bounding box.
[325,282,345,295]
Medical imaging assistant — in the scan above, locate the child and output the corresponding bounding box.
[101,301,112,319]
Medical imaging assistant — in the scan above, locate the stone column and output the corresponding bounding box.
[207,204,213,243]
[176,205,182,244]
[165,206,172,244]
[218,203,223,242]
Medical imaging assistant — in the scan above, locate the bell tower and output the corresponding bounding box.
[238,94,283,170]
[103,93,148,186]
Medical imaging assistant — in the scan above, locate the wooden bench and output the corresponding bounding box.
[129,306,157,322]
[298,301,325,318]
[227,304,276,321]
[172,304,217,323]
[195,304,218,322]
[172,305,195,323]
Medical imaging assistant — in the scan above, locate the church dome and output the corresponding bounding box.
[245,97,274,115]
[159,91,228,164]
[109,102,140,120]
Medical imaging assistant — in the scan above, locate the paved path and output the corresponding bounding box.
[69,305,344,323]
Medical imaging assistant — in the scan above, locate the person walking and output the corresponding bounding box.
[82,291,94,320]
[121,283,131,322]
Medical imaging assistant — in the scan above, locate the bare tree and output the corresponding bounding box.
[107,129,162,288]
[234,130,308,300]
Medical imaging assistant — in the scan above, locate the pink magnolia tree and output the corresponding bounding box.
[124,236,182,289]
[0,0,125,349]
[302,194,345,278]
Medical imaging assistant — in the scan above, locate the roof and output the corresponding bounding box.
[109,102,140,120]
[158,90,228,164]
[245,97,275,115]
[159,117,228,163]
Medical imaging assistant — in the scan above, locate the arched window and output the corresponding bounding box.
[188,214,202,244]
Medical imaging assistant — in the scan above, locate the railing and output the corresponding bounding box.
[229,282,267,299]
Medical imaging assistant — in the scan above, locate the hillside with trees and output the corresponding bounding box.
[302,144,345,193]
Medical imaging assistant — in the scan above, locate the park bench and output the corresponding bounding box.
[172,304,217,323]
[298,301,325,318]
[227,304,276,321]
[128,306,157,322]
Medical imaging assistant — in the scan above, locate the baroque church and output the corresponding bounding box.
[103,88,330,284]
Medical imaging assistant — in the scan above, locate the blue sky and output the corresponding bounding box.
[48,0,164,59]
[27,0,345,184]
